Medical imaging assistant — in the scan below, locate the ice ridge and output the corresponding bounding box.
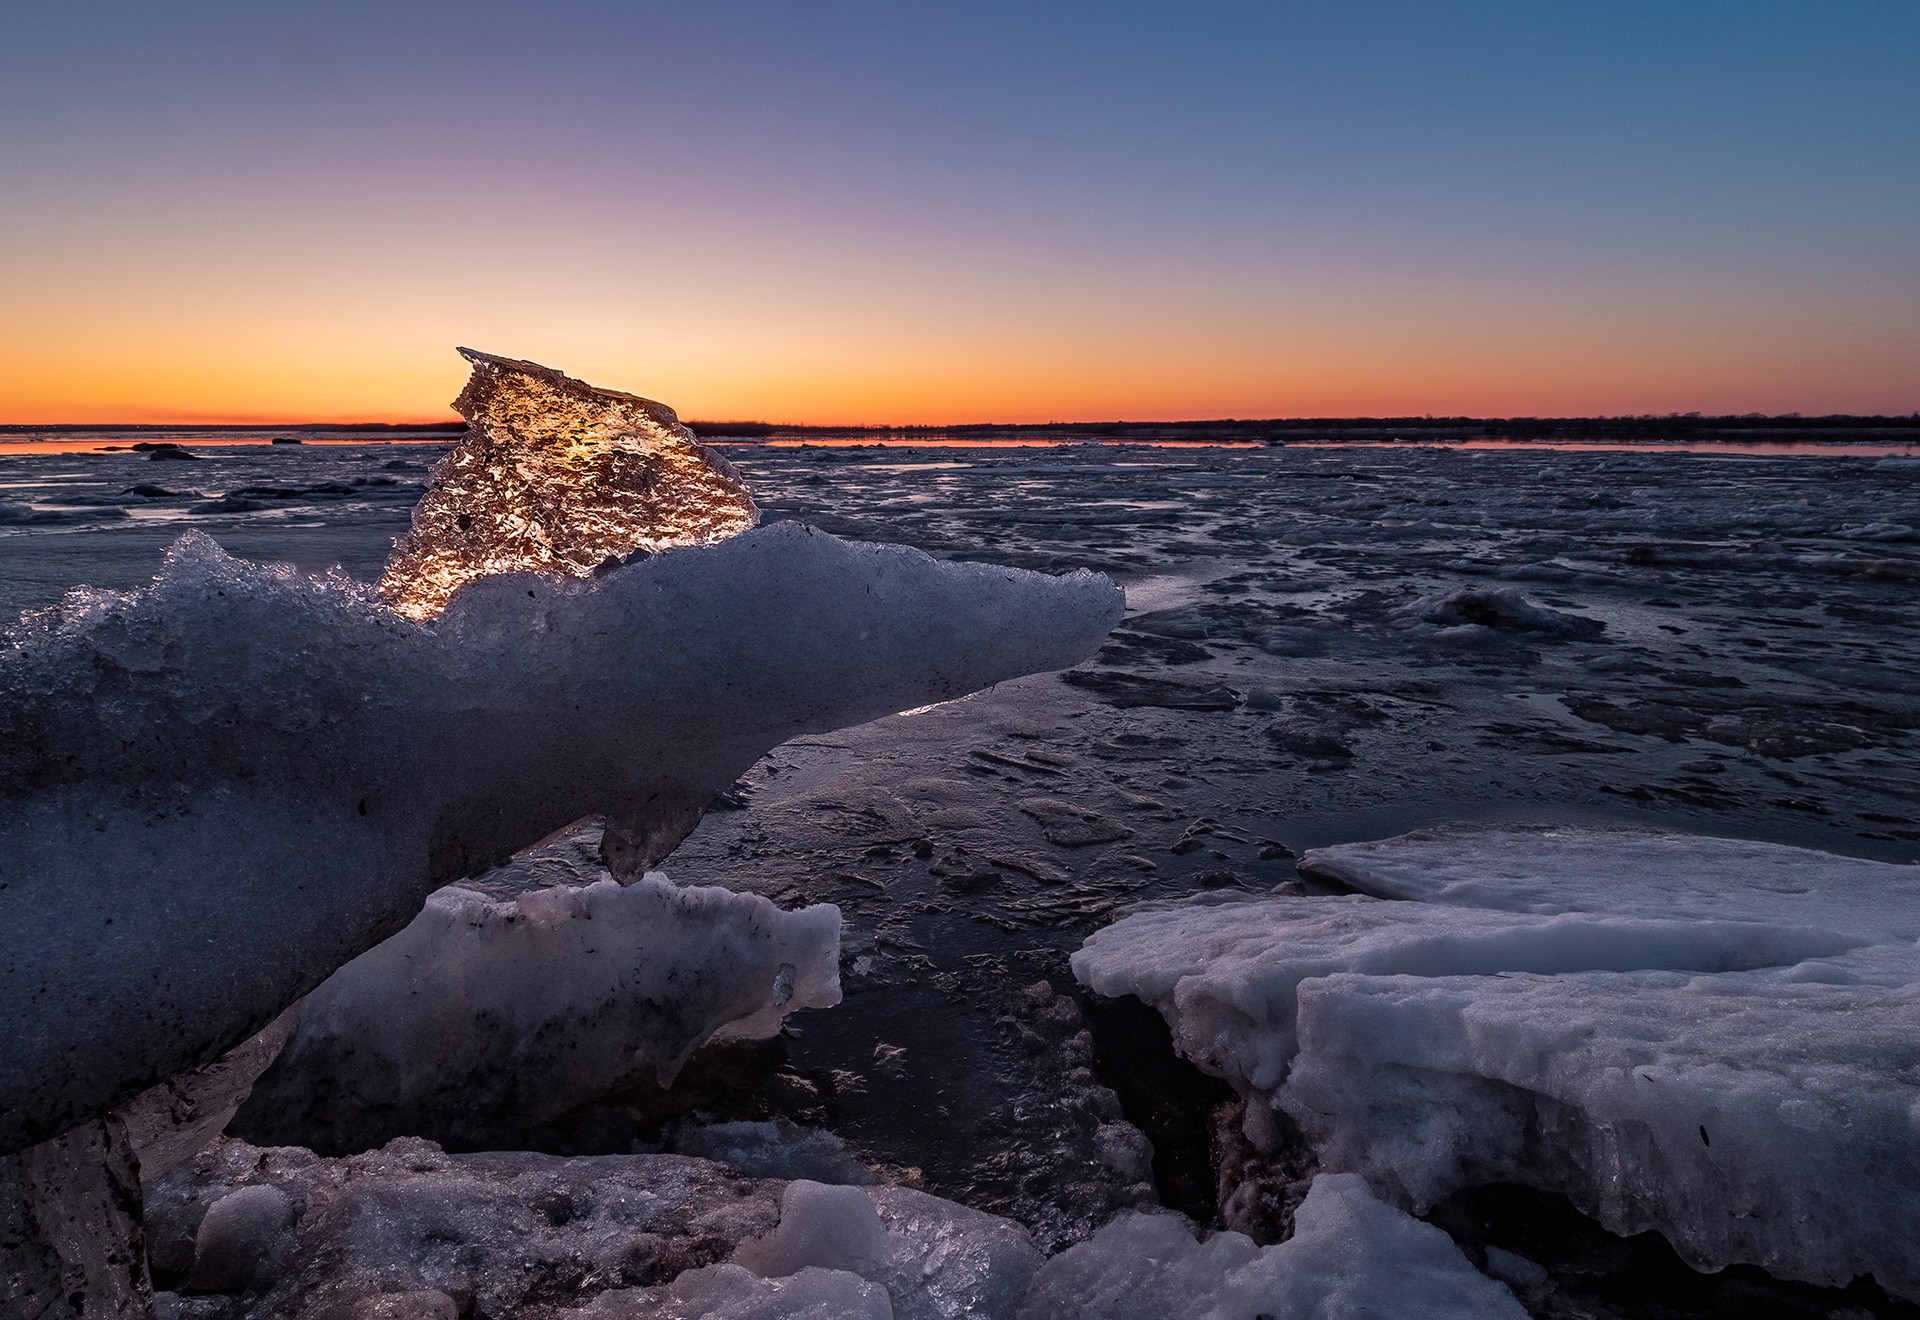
[0,523,1122,1151]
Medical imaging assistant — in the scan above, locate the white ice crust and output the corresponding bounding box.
[0,524,1122,1150]
[1016,1173,1525,1320]
[1301,825,1920,940]
[1074,830,1920,1298]
[240,872,841,1150]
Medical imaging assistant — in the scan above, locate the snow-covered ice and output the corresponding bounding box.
[1076,831,1920,1297]
[1300,825,1920,940]
[0,519,1120,1151]
[235,871,840,1153]
[1072,891,1863,1116]
[1284,943,1920,1297]
[1016,1173,1526,1320]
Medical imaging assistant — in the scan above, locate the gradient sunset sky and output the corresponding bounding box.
[3,1,1916,424]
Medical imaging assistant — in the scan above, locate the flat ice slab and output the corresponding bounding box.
[1301,826,1920,940]
[1075,830,1920,1299]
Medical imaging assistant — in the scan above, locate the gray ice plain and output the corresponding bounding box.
[2,375,1918,1317]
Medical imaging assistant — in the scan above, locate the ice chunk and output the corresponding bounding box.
[186,1185,294,1292]
[736,1181,893,1277]
[234,873,840,1153]
[1079,831,1920,1298]
[1300,826,1920,940]
[378,349,758,619]
[1072,892,1862,1105]
[0,522,1121,1150]
[739,1180,1042,1320]
[1393,586,1603,639]
[1016,1174,1525,1319]
[1282,944,1920,1298]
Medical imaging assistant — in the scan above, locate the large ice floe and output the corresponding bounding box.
[1075,827,1920,1299]
[0,349,1123,1155]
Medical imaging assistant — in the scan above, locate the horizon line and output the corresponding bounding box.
[5,410,1920,434]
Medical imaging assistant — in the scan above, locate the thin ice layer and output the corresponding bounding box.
[1283,945,1920,1297]
[0,524,1122,1151]
[378,349,758,619]
[1016,1173,1525,1320]
[235,872,840,1153]
[1300,826,1920,940]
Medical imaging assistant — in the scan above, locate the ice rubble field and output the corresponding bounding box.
[1076,828,1920,1298]
[146,1137,1518,1319]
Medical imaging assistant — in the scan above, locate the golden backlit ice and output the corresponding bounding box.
[379,349,759,619]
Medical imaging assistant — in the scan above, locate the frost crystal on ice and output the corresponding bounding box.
[378,349,758,619]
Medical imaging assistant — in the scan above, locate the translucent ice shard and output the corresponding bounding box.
[378,349,758,619]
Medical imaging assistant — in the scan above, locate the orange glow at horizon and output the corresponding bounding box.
[4,213,1914,426]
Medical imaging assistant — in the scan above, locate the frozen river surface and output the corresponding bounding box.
[5,439,1918,1256]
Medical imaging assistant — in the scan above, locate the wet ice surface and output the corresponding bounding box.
[6,441,1919,1261]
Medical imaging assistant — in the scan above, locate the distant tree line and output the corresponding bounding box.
[683,413,1920,443]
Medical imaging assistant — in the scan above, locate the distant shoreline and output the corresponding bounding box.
[3,414,1917,446]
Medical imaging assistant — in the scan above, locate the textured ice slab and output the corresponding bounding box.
[379,349,758,619]
[236,872,840,1153]
[1300,826,1920,940]
[1072,892,1861,1108]
[145,1140,1037,1320]
[1284,944,1920,1298]
[0,523,1122,1150]
[1016,1173,1525,1320]
[1077,831,1920,1297]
